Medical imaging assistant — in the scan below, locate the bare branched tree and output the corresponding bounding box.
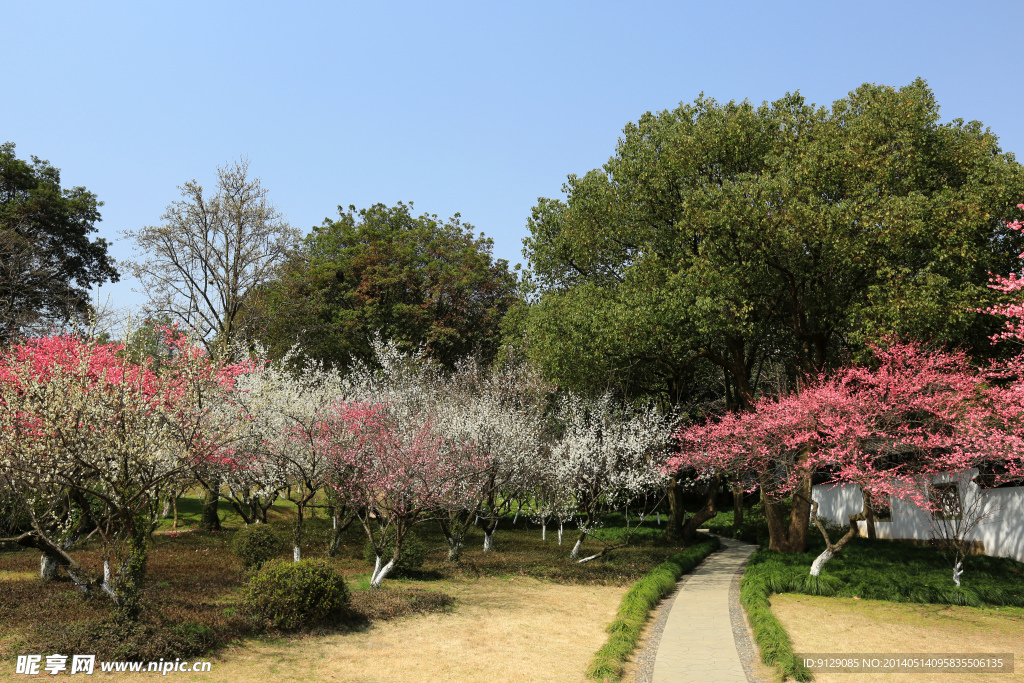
[921,475,998,587]
[122,158,300,356]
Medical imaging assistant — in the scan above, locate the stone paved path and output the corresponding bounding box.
[651,537,758,682]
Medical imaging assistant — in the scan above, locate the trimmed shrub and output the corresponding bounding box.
[242,559,349,630]
[232,524,285,569]
[362,530,427,577]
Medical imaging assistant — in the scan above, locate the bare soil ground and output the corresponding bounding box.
[772,593,1024,683]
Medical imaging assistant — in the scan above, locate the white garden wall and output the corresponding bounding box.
[811,475,1024,563]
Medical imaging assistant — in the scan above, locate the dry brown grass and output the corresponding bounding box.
[63,577,625,682]
[772,594,1024,683]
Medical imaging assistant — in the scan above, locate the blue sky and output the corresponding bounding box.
[5,1,1023,315]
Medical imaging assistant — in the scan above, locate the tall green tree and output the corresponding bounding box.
[0,143,119,341]
[251,202,520,369]
[523,79,1024,550]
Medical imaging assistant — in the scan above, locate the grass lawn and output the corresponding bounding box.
[772,594,1024,683]
[740,530,1024,681]
[0,506,682,678]
[746,535,1024,606]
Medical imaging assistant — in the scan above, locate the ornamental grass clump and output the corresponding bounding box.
[242,558,349,630]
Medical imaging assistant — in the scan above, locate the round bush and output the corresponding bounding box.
[362,530,427,576]
[232,524,285,569]
[242,558,349,630]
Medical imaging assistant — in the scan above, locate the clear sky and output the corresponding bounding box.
[5,1,1023,315]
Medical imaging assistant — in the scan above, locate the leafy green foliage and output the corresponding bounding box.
[523,80,1024,403]
[231,524,286,569]
[0,142,119,341]
[362,529,428,577]
[251,202,520,369]
[242,558,349,630]
[586,536,720,681]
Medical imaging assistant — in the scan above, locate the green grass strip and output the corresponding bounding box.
[740,558,813,682]
[586,535,721,682]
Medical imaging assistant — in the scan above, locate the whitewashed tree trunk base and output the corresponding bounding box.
[483,532,494,552]
[293,545,301,562]
[370,556,395,588]
[809,549,834,576]
[40,554,59,581]
[570,536,583,561]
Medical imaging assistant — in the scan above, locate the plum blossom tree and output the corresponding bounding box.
[232,353,352,560]
[548,393,674,562]
[0,332,249,619]
[428,355,549,557]
[670,340,1024,576]
[325,401,486,587]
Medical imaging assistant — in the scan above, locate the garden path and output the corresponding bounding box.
[651,536,761,683]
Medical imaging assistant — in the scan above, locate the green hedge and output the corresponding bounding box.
[740,557,812,682]
[586,535,721,682]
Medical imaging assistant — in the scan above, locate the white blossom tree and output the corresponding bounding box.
[548,393,674,562]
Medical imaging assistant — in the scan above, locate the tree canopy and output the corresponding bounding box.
[522,79,1024,407]
[250,202,520,369]
[0,142,119,341]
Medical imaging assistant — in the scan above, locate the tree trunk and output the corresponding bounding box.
[665,476,686,542]
[569,531,586,561]
[112,530,148,623]
[862,489,876,540]
[787,475,813,553]
[369,554,396,588]
[201,480,221,532]
[807,500,864,576]
[763,472,813,553]
[446,537,463,562]
[679,474,721,543]
[40,553,60,581]
[763,494,790,552]
[481,517,498,552]
[808,548,834,576]
[732,482,744,528]
[292,505,304,562]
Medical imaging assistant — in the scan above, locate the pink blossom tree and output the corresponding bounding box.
[325,401,486,587]
[669,340,1024,575]
[0,332,250,618]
